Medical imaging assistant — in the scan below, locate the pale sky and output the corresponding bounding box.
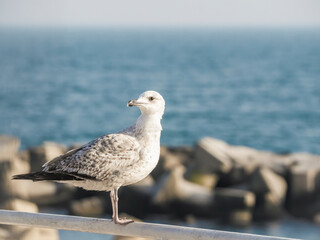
[0,0,319,27]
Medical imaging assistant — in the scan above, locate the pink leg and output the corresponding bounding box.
[110,188,134,225]
[110,190,116,220]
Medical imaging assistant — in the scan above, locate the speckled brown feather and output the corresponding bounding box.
[42,133,141,181]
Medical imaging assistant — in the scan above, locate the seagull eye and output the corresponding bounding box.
[149,97,155,101]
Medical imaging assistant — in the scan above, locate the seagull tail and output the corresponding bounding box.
[12,172,50,182]
[12,171,96,181]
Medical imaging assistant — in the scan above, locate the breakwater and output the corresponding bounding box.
[1,135,320,240]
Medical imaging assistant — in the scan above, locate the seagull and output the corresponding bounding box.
[13,90,165,225]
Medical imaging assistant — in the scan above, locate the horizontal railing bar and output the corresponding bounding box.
[0,210,299,240]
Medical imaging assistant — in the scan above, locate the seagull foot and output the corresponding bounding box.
[114,217,134,225]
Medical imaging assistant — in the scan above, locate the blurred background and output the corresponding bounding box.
[0,1,319,240]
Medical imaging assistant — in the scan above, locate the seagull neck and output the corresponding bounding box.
[135,114,162,133]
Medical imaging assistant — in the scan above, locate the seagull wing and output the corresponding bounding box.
[42,133,141,181]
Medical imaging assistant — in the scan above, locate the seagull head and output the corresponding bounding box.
[127,91,165,118]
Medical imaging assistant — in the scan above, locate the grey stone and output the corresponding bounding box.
[226,209,253,226]
[0,226,59,240]
[195,137,298,180]
[288,194,320,220]
[254,192,285,220]
[213,188,255,225]
[250,167,287,201]
[0,156,30,203]
[36,228,59,240]
[249,167,287,220]
[153,166,213,205]
[18,228,59,240]
[22,182,75,206]
[195,137,233,173]
[0,228,10,239]
[151,146,192,180]
[0,198,38,212]
[289,165,319,202]
[214,188,256,210]
[286,153,320,220]
[0,149,74,205]
[185,169,219,189]
[152,165,214,217]
[0,135,20,162]
[29,142,67,171]
[69,196,106,217]
[119,175,155,218]
[313,212,320,224]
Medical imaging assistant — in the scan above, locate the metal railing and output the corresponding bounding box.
[0,210,299,240]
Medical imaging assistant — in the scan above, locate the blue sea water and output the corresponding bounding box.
[1,28,320,239]
[0,28,319,154]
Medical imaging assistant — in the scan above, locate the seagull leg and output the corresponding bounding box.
[110,190,116,220]
[110,188,134,225]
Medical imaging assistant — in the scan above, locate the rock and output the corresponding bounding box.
[288,164,320,219]
[69,196,106,217]
[151,146,192,180]
[1,198,38,212]
[288,194,320,220]
[226,209,252,226]
[0,228,10,239]
[253,192,285,220]
[29,142,67,171]
[0,144,29,202]
[133,175,154,187]
[218,165,249,187]
[0,155,30,203]
[213,188,255,225]
[153,166,212,205]
[0,227,59,240]
[185,169,219,189]
[313,212,320,224]
[1,153,72,206]
[290,153,320,169]
[35,228,59,240]
[16,150,31,163]
[288,165,319,203]
[214,188,256,210]
[0,161,12,203]
[0,135,20,162]
[195,137,299,184]
[119,175,155,218]
[285,153,320,220]
[67,143,84,151]
[20,182,75,206]
[12,228,41,240]
[195,138,233,173]
[167,146,194,165]
[249,167,287,220]
[250,167,287,201]
[152,166,214,217]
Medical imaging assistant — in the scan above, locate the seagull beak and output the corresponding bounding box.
[127,99,144,107]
